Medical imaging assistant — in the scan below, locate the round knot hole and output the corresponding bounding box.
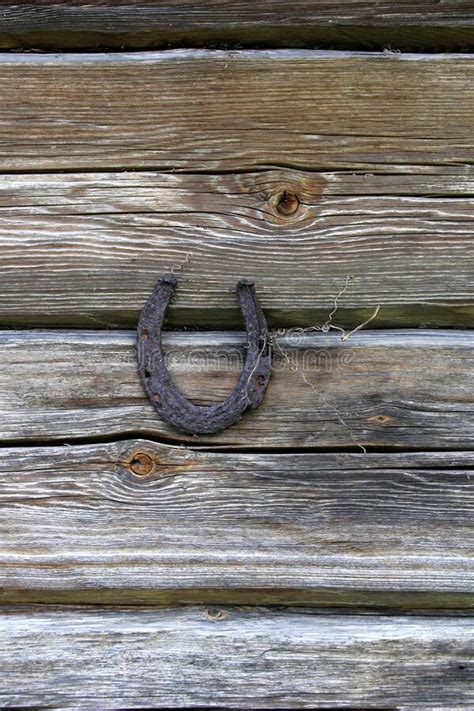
[129,452,154,476]
[275,190,300,216]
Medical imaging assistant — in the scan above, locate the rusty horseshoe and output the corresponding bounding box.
[137,274,272,435]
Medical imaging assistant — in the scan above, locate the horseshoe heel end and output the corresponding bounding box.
[235,278,272,409]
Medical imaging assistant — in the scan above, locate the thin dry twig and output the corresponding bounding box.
[342,305,381,341]
[266,276,381,453]
[243,337,270,401]
[267,326,367,453]
[301,373,367,454]
[171,251,193,275]
[321,274,354,333]
[270,274,380,343]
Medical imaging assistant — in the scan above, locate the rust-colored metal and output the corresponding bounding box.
[137,274,272,435]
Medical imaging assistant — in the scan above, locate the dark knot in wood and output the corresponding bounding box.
[129,452,154,476]
[275,190,300,216]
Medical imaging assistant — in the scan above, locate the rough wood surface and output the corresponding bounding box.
[1,606,473,708]
[1,440,473,606]
[1,329,473,449]
[0,51,472,174]
[0,39,471,711]
[1,169,473,327]
[0,1,472,51]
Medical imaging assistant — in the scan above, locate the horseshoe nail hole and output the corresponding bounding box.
[256,374,265,387]
[140,328,149,341]
[129,452,154,476]
[152,393,161,403]
[144,368,151,378]
[275,190,300,216]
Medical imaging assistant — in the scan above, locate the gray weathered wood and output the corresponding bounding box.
[1,329,473,449]
[1,169,473,327]
[1,440,473,606]
[1,606,473,708]
[0,1,472,51]
[0,51,472,173]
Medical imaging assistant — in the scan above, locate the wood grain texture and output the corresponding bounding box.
[1,169,473,327]
[0,51,472,174]
[1,329,473,449]
[0,1,473,51]
[1,440,473,605]
[1,606,473,708]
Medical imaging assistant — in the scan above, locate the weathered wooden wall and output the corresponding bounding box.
[0,4,473,706]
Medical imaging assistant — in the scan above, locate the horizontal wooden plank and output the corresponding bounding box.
[1,440,473,605]
[1,606,473,708]
[0,2,473,51]
[1,169,473,327]
[1,329,473,449]
[0,51,472,174]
